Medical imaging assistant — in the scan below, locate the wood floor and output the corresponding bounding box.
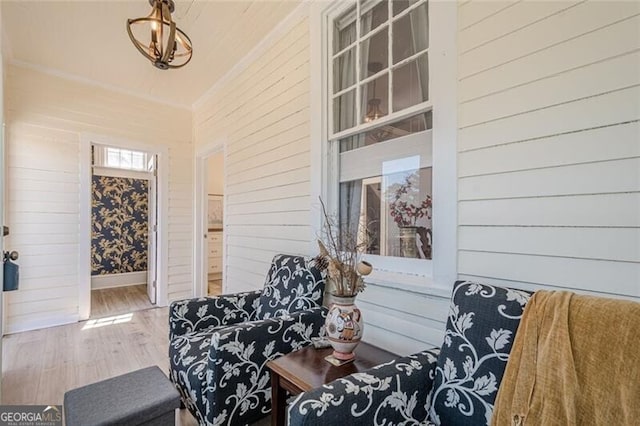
[91,284,154,318]
[2,306,269,426]
[208,278,222,296]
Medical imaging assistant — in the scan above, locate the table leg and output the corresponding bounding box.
[271,371,286,426]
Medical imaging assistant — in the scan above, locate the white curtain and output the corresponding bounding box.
[338,10,371,238]
[336,22,356,132]
[410,3,429,102]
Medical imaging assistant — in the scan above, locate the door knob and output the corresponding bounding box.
[4,251,18,261]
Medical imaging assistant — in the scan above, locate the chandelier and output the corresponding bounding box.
[364,98,384,123]
[364,62,385,123]
[127,0,193,70]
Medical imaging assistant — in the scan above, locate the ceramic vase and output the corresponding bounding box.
[325,295,364,361]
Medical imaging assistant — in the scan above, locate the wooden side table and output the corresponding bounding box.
[267,342,397,426]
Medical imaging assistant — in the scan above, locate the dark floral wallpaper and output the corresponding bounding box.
[91,176,149,275]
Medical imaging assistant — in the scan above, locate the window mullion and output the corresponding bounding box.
[391,48,429,70]
[328,14,335,135]
[332,41,357,60]
[388,0,393,115]
[355,0,361,126]
[391,0,427,22]
[332,85,358,99]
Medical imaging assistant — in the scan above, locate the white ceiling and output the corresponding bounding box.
[2,0,300,108]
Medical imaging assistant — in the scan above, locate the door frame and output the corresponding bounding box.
[194,139,225,298]
[78,133,169,320]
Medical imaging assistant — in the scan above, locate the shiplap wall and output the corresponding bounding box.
[456,0,640,299]
[193,4,452,355]
[191,0,638,356]
[5,64,193,333]
[194,16,312,293]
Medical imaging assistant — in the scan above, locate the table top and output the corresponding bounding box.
[267,342,397,393]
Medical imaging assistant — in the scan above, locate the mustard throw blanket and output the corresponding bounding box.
[492,291,640,426]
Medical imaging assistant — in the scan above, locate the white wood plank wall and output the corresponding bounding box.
[6,123,81,332]
[194,17,313,293]
[5,65,193,333]
[456,0,640,299]
[195,8,450,355]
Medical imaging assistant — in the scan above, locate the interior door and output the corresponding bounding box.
[147,155,157,304]
[1,122,5,397]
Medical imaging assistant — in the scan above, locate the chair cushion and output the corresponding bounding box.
[255,254,326,320]
[428,281,531,426]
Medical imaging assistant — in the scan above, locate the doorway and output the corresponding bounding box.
[205,153,224,296]
[194,142,225,298]
[79,136,168,321]
[88,144,157,318]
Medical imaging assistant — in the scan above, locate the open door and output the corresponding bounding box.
[147,155,157,304]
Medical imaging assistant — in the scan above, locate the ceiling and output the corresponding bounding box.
[2,0,300,108]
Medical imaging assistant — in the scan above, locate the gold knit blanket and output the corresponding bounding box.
[492,290,640,426]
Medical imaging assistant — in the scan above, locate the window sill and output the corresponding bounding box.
[364,269,452,299]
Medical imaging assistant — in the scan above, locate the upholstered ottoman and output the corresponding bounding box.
[64,366,180,426]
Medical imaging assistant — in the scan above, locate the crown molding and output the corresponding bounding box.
[9,59,192,111]
[192,0,312,111]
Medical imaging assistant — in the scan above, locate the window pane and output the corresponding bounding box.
[392,2,428,64]
[120,150,132,168]
[360,30,388,79]
[334,89,357,132]
[361,73,388,124]
[132,153,144,170]
[334,6,357,54]
[106,149,120,167]
[340,112,431,152]
[391,0,418,16]
[333,48,356,93]
[393,53,428,110]
[340,179,382,255]
[340,165,432,259]
[360,0,388,36]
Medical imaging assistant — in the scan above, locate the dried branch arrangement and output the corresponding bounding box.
[318,198,373,297]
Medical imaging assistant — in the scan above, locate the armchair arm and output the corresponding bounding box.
[287,347,441,426]
[169,290,262,339]
[206,307,328,426]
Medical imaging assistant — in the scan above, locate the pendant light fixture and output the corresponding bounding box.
[364,97,384,123]
[364,62,385,123]
[127,0,193,70]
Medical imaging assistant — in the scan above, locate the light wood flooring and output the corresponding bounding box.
[91,284,154,319]
[208,279,222,296]
[2,306,269,426]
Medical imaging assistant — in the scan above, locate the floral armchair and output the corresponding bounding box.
[288,281,531,426]
[169,254,327,426]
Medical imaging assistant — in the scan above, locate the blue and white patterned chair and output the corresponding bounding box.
[169,254,327,426]
[288,281,531,426]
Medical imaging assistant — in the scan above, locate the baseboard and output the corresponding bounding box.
[6,312,80,335]
[91,271,147,290]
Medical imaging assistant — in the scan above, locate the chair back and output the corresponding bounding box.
[255,254,326,320]
[428,281,531,425]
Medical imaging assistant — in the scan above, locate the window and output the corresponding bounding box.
[331,0,429,134]
[94,146,149,172]
[328,0,433,270]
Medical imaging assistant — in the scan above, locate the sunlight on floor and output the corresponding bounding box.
[82,313,134,330]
